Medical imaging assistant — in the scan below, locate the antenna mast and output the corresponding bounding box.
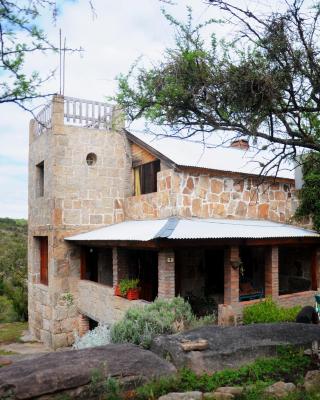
[63,37,66,96]
[59,29,62,95]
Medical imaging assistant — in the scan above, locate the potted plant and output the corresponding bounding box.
[118,279,140,300]
[126,279,140,300]
[114,284,122,297]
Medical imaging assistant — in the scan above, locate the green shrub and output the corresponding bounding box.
[110,297,195,348]
[243,297,301,324]
[136,347,313,399]
[0,295,17,323]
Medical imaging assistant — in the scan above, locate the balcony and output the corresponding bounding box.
[34,95,115,136]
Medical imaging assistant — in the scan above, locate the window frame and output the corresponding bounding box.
[134,160,160,195]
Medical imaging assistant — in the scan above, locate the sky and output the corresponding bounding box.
[0,0,303,218]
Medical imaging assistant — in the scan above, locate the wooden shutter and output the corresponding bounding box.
[40,237,48,285]
[80,247,87,279]
[311,248,318,291]
[141,160,160,194]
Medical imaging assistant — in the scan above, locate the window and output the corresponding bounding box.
[39,236,48,285]
[134,160,160,195]
[36,161,44,197]
[86,153,97,166]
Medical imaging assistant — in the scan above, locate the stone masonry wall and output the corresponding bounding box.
[124,168,298,223]
[28,96,132,348]
[78,280,146,324]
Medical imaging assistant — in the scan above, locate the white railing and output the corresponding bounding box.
[34,96,114,135]
[64,96,113,130]
[35,101,52,136]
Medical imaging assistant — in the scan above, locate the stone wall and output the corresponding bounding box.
[28,95,132,348]
[124,168,298,223]
[78,280,146,324]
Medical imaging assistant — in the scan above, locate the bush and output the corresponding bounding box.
[110,297,195,348]
[73,324,111,349]
[136,347,313,399]
[0,295,17,323]
[243,297,301,324]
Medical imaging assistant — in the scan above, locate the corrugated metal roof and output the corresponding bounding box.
[65,219,166,242]
[65,218,319,242]
[127,131,295,180]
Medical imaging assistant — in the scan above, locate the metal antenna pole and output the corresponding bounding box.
[59,29,62,95]
[63,37,66,96]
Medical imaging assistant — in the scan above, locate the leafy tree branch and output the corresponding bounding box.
[115,1,320,173]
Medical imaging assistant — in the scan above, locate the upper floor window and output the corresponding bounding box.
[134,160,160,195]
[36,161,44,197]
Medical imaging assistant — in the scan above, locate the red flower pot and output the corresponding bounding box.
[114,285,122,297]
[127,288,140,300]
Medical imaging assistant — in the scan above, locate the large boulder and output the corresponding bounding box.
[264,381,296,398]
[0,343,176,399]
[304,370,320,393]
[150,323,320,374]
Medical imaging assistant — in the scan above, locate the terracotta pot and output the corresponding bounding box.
[127,288,140,300]
[114,285,122,297]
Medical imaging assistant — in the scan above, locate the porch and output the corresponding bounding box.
[66,218,320,324]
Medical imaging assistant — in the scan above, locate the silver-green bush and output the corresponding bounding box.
[110,297,207,348]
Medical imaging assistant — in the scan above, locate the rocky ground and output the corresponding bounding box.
[0,323,319,399]
[151,322,320,374]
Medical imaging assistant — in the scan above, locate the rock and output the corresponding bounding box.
[203,392,234,399]
[0,344,176,399]
[215,386,244,396]
[150,323,320,374]
[304,370,320,393]
[158,392,203,400]
[0,358,12,367]
[264,381,296,398]
[180,339,209,352]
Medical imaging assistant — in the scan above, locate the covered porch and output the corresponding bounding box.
[66,218,320,324]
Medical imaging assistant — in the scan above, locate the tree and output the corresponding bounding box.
[295,152,320,231]
[115,1,320,176]
[0,1,58,110]
[0,0,89,112]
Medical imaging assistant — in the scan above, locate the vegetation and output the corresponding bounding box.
[0,218,28,322]
[119,278,140,296]
[73,324,111,350]
[242,298,301,325]
[295,152,320,231]
[83,347,317,399]
[115,1,320,176]
[135,347,314,400]
[110,297,214,349]
[0,1,58,110]
[0,322,28,344]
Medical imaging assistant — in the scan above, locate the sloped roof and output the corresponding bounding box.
[126,130,295,180]
[65,218,319,242]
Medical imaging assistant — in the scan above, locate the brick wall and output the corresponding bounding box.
[158,249,175,299]
[112,248,129,287]
[265,246,279,298]
[224,246,240,304]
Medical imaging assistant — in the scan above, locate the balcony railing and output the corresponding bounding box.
[35,96,114,135]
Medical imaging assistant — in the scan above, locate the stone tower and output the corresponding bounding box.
[28,95,131,348]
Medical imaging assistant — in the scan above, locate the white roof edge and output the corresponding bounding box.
[65,218,319,242]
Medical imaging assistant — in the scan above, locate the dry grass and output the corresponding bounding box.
[0,322,28,344]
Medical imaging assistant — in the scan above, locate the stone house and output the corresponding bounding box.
[28,96,320,349]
